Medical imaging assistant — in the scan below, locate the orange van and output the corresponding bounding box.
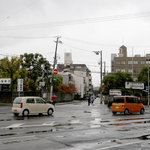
[112,96,145,115]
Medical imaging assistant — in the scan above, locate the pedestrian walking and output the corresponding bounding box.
[90,96,95,105]
[88,96,91,106]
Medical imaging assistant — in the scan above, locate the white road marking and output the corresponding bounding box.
[5,123,25,129]
[0,135,36,141]
[99,141,142,149]
[70,119,81,124]
[42,121,56,126]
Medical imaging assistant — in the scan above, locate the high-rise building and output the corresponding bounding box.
[64,52,73,65]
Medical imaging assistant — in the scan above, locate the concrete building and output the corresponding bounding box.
[57,52,93,98]
[111,45,150,81]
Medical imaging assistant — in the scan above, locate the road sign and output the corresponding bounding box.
[125,82,144,90]
[0,78,11,84]
[109,89,121,96]
[53,69,58,75]
[17,79,23,92]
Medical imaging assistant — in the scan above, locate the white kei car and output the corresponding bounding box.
[12,96,54,116]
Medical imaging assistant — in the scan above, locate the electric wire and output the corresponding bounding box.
[1,11,150,30]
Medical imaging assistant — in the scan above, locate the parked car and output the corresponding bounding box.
[112,96,145,115]
[12,96,54,116]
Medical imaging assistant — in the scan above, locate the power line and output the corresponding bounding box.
[0,0,38,24]
[1,11,150,30]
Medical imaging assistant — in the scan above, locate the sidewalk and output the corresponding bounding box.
[0,103,12,106]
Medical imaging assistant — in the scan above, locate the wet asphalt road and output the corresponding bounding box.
[1,99,150,150]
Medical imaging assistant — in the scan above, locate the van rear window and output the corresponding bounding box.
[113,97,124,103]
[13,98,22,104]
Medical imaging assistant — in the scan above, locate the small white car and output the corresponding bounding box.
[12,96,54,116]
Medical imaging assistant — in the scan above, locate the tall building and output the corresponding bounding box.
[111,45,150,81]
[64,52,73,65]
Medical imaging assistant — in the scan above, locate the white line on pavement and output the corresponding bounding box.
[99,141,142,149]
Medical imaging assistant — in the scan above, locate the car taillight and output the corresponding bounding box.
[20,102,23,108]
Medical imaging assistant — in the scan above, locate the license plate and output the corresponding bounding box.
[115,106,119,109]
[14,110,18,113]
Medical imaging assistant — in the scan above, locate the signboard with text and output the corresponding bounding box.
[109,89,122,96]
[125,82,144,90]
[0,78,11,84]
[17,79,23,92]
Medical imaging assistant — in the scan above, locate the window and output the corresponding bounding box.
[116,61,120,64]
[26,98,35,104]
[13,98,22,104]
[121,69,125,72]
[128,69,133,73]
[116,69,120,72]
[36,98,45,104]
[126,97,134,103]
[126,97,139,103]
[141,61,145,64]
[146,60,150,64]
[121,61,125,64]
[113,97,124,103]
[134,61,138,64]
[128,61,133,64]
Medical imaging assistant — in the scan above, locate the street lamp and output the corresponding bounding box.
[93,50,102,104]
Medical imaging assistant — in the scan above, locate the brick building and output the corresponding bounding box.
[111,45,150,81]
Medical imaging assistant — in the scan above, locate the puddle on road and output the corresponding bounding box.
[0,118,12,122]
[0,133,16,137]
[117,118,144,122]
[122,134,150,141]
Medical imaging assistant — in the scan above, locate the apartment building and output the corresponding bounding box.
[111,45,150,81]
[57,52,93,98]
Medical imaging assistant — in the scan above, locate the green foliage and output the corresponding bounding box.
[53,75,63,92]
[102,72,133,95]
[138,66,149,85]
[0,57,23,91]
[21,53,52,91]
[0,53,52,92]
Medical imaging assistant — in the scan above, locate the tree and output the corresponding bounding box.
[102,72,133,95]
[57,84,77,93]
[53,75,63,92]
[0,57,25,91]
[138,66,149,86]
[21,53,52,91]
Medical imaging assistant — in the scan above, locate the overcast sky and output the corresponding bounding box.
[0,0,150,87]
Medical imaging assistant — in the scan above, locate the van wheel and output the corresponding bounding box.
[47,108,53,115]
[140,108,145,114]
[23,109,29,116]
[113,112,116,115]
[124,109,129,115]
[14,113,19,117]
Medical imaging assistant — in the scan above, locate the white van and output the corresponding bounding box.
[12,96,54,116]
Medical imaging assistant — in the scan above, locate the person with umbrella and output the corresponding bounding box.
[51,95,57,106]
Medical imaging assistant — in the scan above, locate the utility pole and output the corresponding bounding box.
[148,58,150,106]
[50,36,61,101]
[93,50,102,104]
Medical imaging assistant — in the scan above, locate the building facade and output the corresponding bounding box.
[111,45,150,81]
[57,52,93,98]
